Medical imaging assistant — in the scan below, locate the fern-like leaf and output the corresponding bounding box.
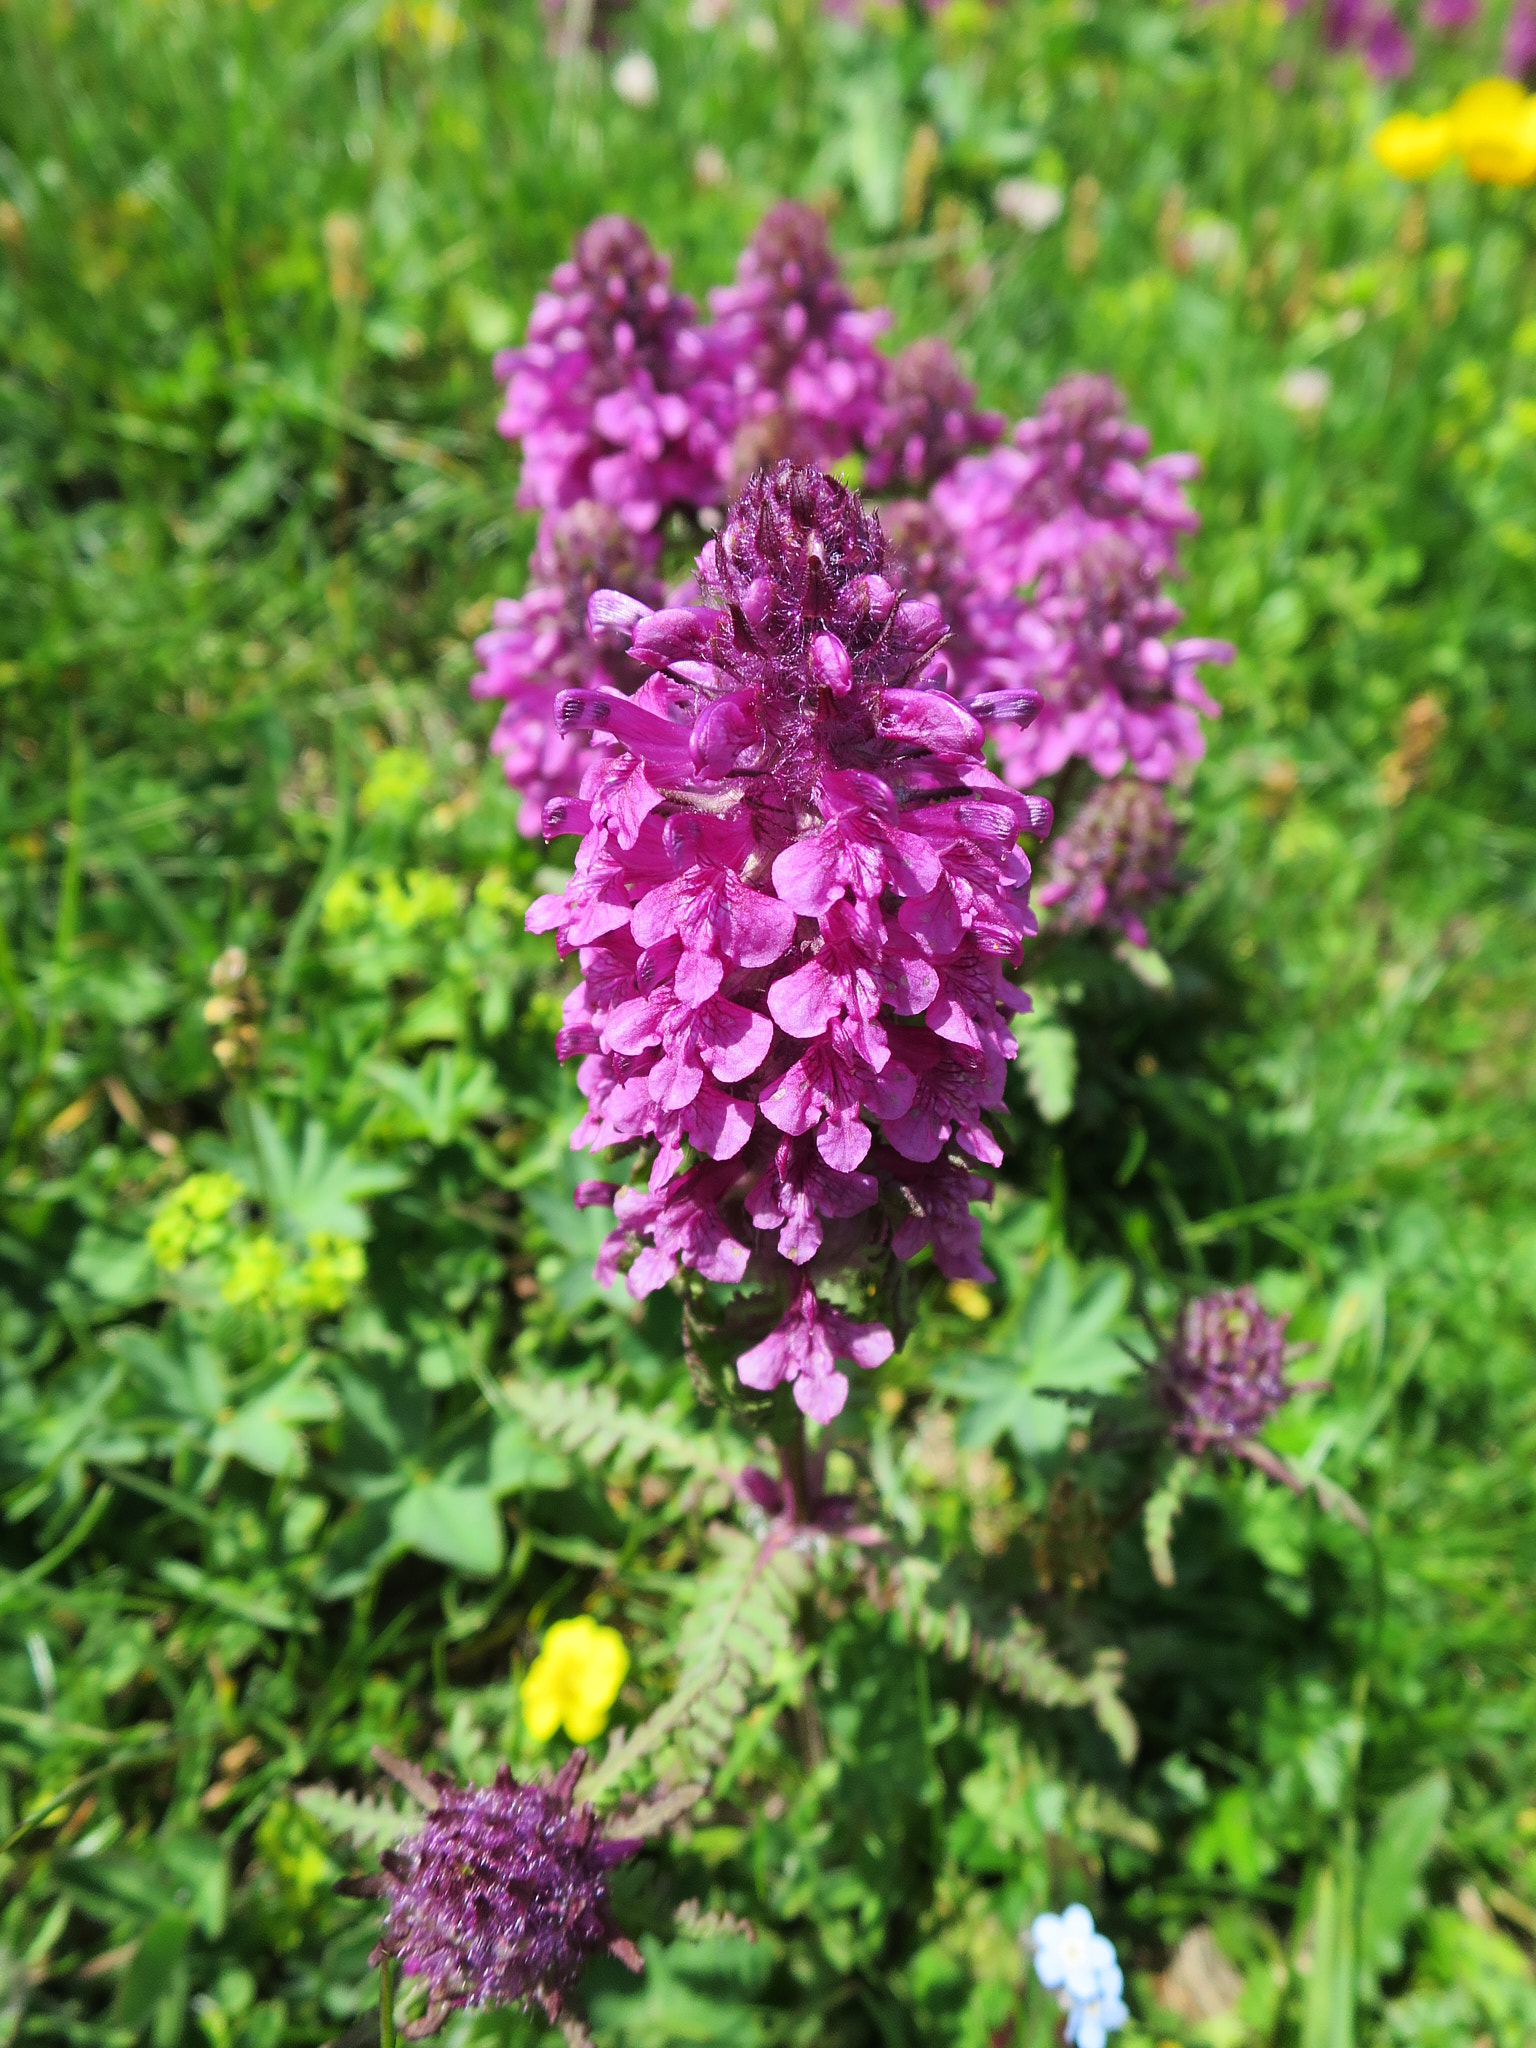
[499,1375,746,1494]
[295,1783,411,1850]
[587,1526,808,1801]
[869,1555,1139,1762]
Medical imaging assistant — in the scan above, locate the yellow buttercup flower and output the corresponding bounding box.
[1450,78,1536,185]
[1371,111,1455,180]
[520,1617,629,1744]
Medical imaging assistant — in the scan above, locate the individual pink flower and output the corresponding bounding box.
[472,503,665,835]
[495,216,731,532]
[708,204,891,488]
[531,462,1050,1424]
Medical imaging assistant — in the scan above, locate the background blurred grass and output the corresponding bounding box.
[3,0,1536,2043]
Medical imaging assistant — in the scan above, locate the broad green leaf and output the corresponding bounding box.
[114,1911,191,2031]
[208,1363,339,1477]
[489,1417,572,1493]
[390,1480,505,1578]
[67,1226,158,1306]
[368,1050,501,1146]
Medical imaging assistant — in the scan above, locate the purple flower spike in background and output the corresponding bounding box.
[1037,778,1184,947]
[351,1749,641,2035]
[709,203,891,486]
[862,339,1004,493]
[1162,1287,1293,1455]
[532,461,1050,1427]
[1421,0,1478,31]
[495,215,730,532]
[931,375,1230,787]
[1505,0,1536,72]
[473,503,665,835]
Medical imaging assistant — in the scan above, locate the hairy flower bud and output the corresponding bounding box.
[359,1751,641,2032]
[1162,1287,1293,1455]
[532,462,1047,1424]
[863,339,1004,493]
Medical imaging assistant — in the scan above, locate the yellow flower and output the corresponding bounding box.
[1450,79,1536,186]
[1371,111,1454,180]
[520,1617,629,1744]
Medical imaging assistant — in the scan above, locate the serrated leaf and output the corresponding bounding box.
[367,1051,502,1147]
[1013,1014,1077,1123]
[295,1783,412,1851]
[938,1255,1135,1455]
[242,1103,406,1242]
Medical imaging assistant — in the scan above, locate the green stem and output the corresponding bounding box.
[379,1956,396,2048]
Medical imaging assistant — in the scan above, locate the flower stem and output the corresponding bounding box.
[779,1411,812,1525]
[379,1957,396,2048]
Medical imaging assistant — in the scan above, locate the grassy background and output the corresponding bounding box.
[3,0,1536,2043]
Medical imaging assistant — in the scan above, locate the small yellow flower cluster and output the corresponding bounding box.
[321,866,461,936]
[519,1617,629,1744]
[1374,80,1536,186]
[221,1230,367,1315]
[148,1172,244,1269]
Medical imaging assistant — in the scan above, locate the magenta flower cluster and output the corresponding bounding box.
[924,374,1230,787]
[483,215,1227,907]
[368,1752,640,2029]
[531,463,1049,1424]
[1161,1287,1294,1455]
[1037,778,1185,949]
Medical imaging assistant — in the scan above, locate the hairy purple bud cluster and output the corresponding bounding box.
[363,1752,641,2033]
[1037,778,1184,947]
[495,216,730,531]
[1162,1287,1293,1455]
[473,505,666,834]
[531,463,1049,1423]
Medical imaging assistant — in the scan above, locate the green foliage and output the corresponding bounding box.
[3,0,1536,2043]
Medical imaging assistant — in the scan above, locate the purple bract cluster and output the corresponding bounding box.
[369,1753,640,2029]
[1037,778,1184,948]
[530,463,1049,1423]
[1162,1287,1293,1455]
